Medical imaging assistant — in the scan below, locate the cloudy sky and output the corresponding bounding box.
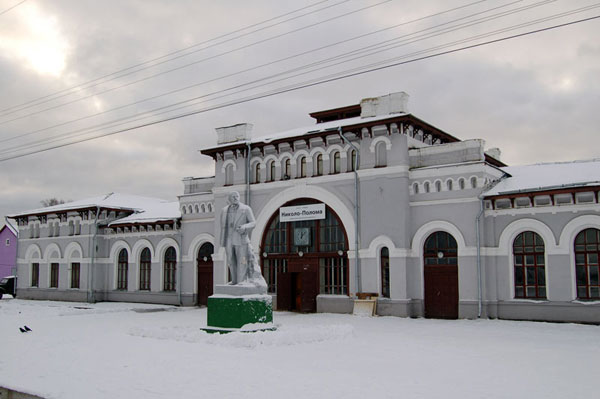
[1,0,599,223]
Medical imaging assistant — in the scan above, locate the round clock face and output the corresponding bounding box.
[294,227,310,246]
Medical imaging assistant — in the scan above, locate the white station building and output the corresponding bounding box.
[10,92,600,323]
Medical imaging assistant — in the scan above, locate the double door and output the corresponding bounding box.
[277,258,319,313]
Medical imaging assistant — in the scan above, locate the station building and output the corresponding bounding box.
[10,92,600,323]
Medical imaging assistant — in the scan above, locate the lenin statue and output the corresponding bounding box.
[220,191,267,289]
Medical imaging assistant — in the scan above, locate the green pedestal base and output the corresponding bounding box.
[205,295,273,333]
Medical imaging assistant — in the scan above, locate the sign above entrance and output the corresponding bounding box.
[280,203,326,222]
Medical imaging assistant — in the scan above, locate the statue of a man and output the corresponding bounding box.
[220,191,266,288]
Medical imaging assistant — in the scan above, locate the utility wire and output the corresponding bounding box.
[0,0,26,17]
[1,13,597,162]
[0,0,338,116]
[0,0,391,124]
[0,0,494,144]
[2,1,591,154]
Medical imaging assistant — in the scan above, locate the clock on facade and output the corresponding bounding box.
[294,227,311,246]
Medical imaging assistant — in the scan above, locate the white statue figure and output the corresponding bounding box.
[220,191,267,289]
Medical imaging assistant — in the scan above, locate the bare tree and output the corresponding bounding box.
[41,198,68,207]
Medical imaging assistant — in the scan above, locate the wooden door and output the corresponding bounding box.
[288,258,319,313]
[424,265,458,319]
[277,271,292,311]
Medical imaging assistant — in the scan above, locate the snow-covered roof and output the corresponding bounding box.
[9,193,175,218]
[108,201,181,226]
[0,223,17,236]
[205,113,408,151]
[485,159,600,196]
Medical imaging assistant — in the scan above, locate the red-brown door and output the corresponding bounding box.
[197,265,213,306]
[196,243,214,306]
[278,258,319,313]
[277,272,292,311]
[423,231,459,319]
[424,265,458,319]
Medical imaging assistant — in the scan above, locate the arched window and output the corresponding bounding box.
[224,164,234,186]
[575,228,600,299]
[269,160,276,181]
[332,152,341,174]
[447,180,453,191]
[117,248,128,290]
[181,207,187,215]
[197,242,214,263]
[435,181,442,192]
[283,158,291,179]
[424,182,430,193]
[253,163,260,184]
[458,178,465,190]
[470,177,478,188]
[381,247,390,298]
[299,156,307,178]
[163,246,177,292]
[140,248,151,291]
[349,149,357,171]
[315,154,323,176]
[413,182,419,194]
[200,204,206,213]
[375,141,387,167]
[261,201,348,297]
[31,263,39,287]
[424,232,457,265]
[513,231,546,299]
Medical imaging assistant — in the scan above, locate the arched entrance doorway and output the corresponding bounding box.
[424,231,458,319]
[261,199,348,312]
[196,242,214,306]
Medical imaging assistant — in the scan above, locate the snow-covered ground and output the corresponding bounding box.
[1,299,598,399]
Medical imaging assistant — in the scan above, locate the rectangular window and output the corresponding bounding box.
[50,263,59,288]
[31,263,39,287]
[5,239,9,246]
[70,263,80,289]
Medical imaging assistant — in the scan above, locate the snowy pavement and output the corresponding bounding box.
[1,298,598,399]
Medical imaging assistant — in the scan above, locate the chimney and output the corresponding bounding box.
[360,92,409,118]
[215,123,253,145]
[485,148,501,161]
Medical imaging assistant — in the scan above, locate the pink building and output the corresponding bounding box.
[0,224,17,278]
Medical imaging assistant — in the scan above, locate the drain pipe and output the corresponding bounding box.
[175,219,183,306]
[476,198,484,318]
[476,174,507,317]
[88,206,100,303]
[338,127,361,294]
[246,142,251,207]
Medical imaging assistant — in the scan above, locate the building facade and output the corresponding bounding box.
[10,92,600,323]
[0,223,17,278]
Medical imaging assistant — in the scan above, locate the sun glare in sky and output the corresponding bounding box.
[0,3,69,77]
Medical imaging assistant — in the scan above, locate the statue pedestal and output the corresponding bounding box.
[203,287,274,334]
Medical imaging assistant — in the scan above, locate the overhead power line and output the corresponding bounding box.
[0,0,392,124]
[1,2,595,156]
[0,0,355,118]
[1,13,598,162]
[0,0,27,17]
[0,0,496,145]
[1,1,594,156]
